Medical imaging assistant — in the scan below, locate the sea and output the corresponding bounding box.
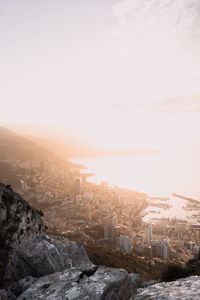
[71,155,200,223]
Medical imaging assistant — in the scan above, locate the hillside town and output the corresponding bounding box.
[1,153,200,271]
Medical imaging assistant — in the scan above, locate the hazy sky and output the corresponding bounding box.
[1,0,200,195]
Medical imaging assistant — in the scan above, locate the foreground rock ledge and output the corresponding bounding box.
[134,275,200,300]
[5,234,137,299]
[18,266,135,300]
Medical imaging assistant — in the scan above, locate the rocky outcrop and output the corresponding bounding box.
[0,183,45,286]
[134,275,200,299]
[0,184,139,299]
[5,235,137,299]
[5,235,96,290]
[18,266,135,300]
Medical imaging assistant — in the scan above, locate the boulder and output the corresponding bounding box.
[5,235,138,299]
[18,266,136,300]
[4,234,96,294]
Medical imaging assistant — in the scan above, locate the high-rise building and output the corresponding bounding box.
[119,235,132,254]
[151,240,169,259]
[162,241,169,260]
[145,223,153,244]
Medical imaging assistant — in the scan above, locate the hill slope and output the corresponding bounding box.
[0,127,55,161]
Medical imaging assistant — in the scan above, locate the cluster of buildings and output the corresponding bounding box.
[1,156,147,242]
[102,221,169,258]
[2,156,200,265]
[101,216,200,264]
[103,222,133,253]
[144,223,169,260]
[135,220,200,262]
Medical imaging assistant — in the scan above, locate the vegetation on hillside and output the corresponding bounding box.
[161,253,200,282]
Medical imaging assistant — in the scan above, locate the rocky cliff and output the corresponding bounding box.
[0,183,45,286]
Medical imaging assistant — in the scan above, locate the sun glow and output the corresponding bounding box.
[1,0,200,196]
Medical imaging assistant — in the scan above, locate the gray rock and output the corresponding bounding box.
[134,276,200,300]
[5,235,138,299]
[4,234,96,294]
[141,280,159,288]
[130,273,141,289]
[6,276,38,297]
[0,185,139,299]
[17,276,38,294]
[0,183,45,285]
[0,289,16,300]
[18,266,136,300]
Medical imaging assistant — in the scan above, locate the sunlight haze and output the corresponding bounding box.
[1,0,200,196]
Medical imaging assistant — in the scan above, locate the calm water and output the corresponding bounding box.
[71,155,200,198]
[72,155,200,222]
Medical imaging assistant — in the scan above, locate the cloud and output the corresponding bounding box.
[148,95,200,113]
[103,95,200,114]
[111,0,200,50]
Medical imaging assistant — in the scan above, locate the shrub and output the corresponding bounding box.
[161,264,190,282]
